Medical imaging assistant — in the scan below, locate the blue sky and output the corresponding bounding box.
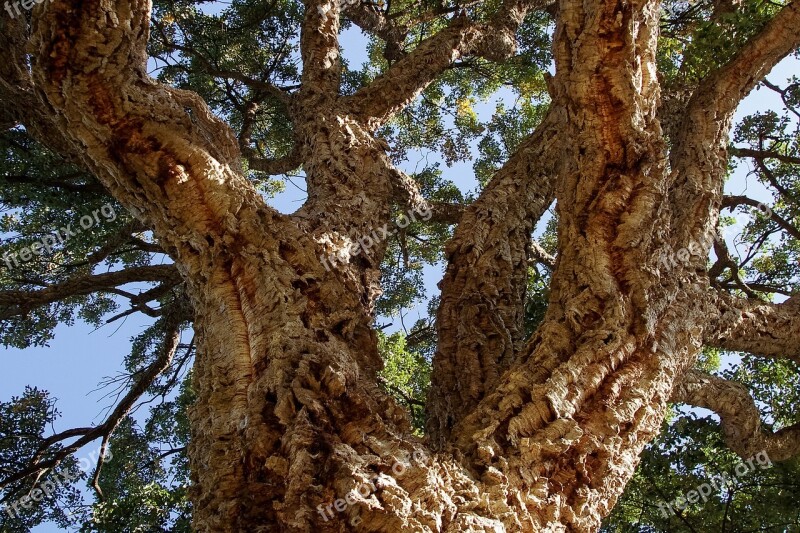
[1,11,798,531]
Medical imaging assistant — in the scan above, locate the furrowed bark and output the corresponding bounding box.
[427,107,562,446]
[300,0,342,99]
[20,0,800,529]
[343,0,541,130]
[704,290,800,362]
[0,16,85,161]
[673,369,800,461]
[31,0,259,256]
[290,108,397,314]
[295,1,396,270]
[30,1,298,526]
[669,1,800,251]
[31,2,457,530]
[443,0,710,528]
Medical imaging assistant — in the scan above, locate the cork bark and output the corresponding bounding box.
[6,0,799,530]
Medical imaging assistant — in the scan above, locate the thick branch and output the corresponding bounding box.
[669,1,800,249]
[344,0,543,129]
[344,18,475,128]
[697,2,800,120]
[247,145,303,175]
[672,369,800,461]
[344,4,404,61]
[427,106,562,444]
[31,0,281,280]
[730,146,800,166]
[530,240,556,269]
[722,195,800,241]
[0,265,181,320]
[704,289,800,361]
[387,164,465,224]
[299,0,342,99]
[428,201,465,225]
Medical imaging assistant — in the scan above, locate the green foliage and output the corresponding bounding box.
[475,98,549,187]
[376,167,462,316]
[79,334,195,532]
[603,409,800,532]
[0,129,137,349]
[149,0,301,195]
[603,348,800,531]
[659,0,782,86]
[0,388,87,532]
[728,100,800,297]
[81,409,193,533]
[378,332,431,434]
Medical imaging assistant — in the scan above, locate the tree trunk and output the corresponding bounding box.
[13,0,800,529]
[185,0,699,530]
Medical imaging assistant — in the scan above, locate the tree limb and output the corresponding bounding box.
[343,0,547,129]
[247,145,303,175]
[0,265,181,320]
[385,163,464,224]
[672,369,800,461]
[710,234,759,297]
[344,0,488,62]
[0,307,186,495]
[299,0,343,99]
[730,146,800,166]
[0,173,107,194]
[344,3,407,62]
[62,220,149,270]
[427,106,562,444]
[90,310,185,499]
[530,240,556,270]
[30,0,285,276]
[722,195,800,241]
[697,2,800,120]
[704,289,800,362]
[669,1,800,250]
